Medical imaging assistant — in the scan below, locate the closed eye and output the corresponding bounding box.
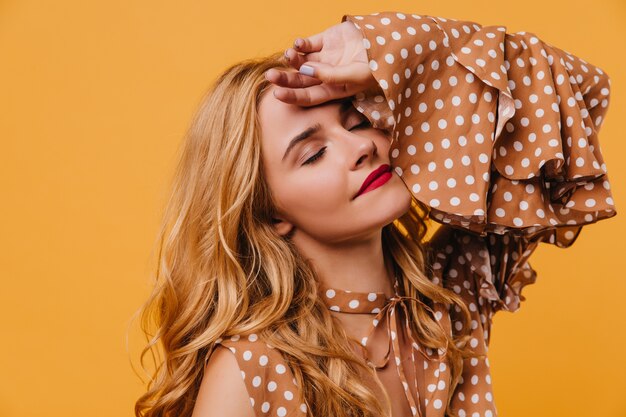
[302,117,371,166]
[349,120,372,131]
[302,147,326,166]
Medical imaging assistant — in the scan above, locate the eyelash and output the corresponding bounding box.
[302,120,371,166]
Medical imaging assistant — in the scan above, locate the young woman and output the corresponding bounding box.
[134,11,615,417]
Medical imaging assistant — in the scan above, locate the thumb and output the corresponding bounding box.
[299,61,372,86]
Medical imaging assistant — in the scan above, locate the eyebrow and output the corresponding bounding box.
[281,99,355,162]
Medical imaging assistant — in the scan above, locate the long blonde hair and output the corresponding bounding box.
[133,51,476,417]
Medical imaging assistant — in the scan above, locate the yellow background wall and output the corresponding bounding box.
[1,0,624,416]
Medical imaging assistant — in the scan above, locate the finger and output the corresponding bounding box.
[293,32,324,53]
[284,49,323,71]
[299,62,372,86]
[284,48,308,70]
[273,84,350,107]
[265,68,323,88]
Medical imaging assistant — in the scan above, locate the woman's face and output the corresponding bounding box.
[258,82,412,245]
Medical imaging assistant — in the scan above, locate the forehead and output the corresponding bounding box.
[258,84,311,127]
[258,85,353,158]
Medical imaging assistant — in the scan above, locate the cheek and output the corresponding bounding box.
[274,170,349,219]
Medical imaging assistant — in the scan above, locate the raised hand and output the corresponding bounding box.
[264,21,377,107]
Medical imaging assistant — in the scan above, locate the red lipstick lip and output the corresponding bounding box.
[354,164,391,199]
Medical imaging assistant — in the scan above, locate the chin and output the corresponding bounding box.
[375,186,413,226]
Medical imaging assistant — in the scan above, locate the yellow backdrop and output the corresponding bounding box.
[1,0,624,416]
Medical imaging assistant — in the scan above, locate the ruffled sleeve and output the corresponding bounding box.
[341,12,616,343]
[342,12,616,248]
[426,224,544,346]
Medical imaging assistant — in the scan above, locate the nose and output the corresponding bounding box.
[344,129,378,169]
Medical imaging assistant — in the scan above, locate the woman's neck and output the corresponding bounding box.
[292,229,396,299]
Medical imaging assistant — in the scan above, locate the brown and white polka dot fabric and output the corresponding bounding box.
[210,335,309,417]
[205,11,616,417]
[343,12,615,247]
[318,276,452,416]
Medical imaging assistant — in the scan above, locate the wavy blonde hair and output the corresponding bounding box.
[133,51,479,417]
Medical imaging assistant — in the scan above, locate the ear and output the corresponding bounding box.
[271,217,295,237]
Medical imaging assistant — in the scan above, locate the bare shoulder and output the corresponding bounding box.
[191,344,256,417]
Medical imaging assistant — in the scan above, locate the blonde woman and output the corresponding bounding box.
[134,11,615,417]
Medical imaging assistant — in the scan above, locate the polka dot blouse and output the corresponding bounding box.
[207,11,615,417]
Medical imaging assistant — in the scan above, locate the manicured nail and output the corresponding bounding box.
[294,38,303,48]
[299,64,315,76]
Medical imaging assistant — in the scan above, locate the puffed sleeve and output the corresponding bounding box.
[209,336,308,417]
[343,12,616,244]
[341,11,616,337]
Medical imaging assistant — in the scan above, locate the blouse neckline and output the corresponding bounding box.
[317,276,447,416]
[317,276,401,315]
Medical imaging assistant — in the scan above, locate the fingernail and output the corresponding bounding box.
[299,64,315,76]
[294,38,303,48]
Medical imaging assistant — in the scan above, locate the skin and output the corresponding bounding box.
[265,21,372,106]
[259,79,413,329]
[262,20,413,310]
